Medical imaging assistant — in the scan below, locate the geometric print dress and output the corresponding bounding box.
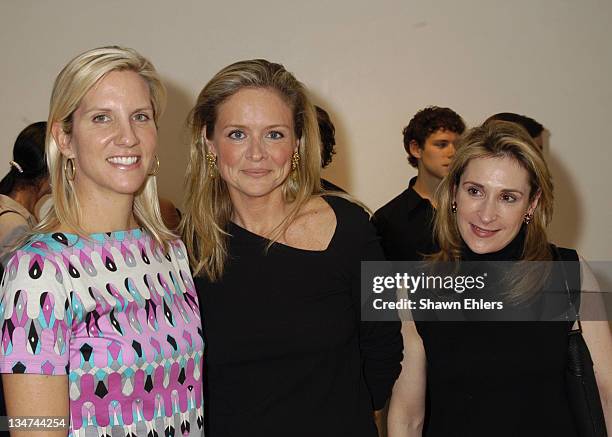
[0,229,204,436]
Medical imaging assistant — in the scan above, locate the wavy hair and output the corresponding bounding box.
[181,59,323,281]
[35,45,174,248]
[431,121,554,300]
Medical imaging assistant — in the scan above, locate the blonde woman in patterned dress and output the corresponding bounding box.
[0,46,204,436]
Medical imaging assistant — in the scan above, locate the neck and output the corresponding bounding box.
[412,172,442,208]
[10,188,37,215]
[71,185,138,234]
[230,190,292,237]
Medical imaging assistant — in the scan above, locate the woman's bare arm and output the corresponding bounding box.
[387,321,426,437]
[2,374,69,437]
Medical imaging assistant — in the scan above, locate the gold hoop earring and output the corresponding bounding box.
[148,154,160,176]
[64,158,76,182]
[524,212,533,225]
[206,152,217,178]
[451,201,457,213]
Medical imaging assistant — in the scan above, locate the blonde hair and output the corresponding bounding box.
[431,120,554,301]
[181,59,323,281]
[36,45,174,247]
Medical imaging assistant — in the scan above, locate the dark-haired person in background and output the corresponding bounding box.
[0,121,49,264]
[485,112,545,150]
[0,121,49,420]
[372,106,465,262]
[316,105,345,192]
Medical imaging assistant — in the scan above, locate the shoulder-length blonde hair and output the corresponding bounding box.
[37,45,175,248]
[432,120,554,262]
[181,59,322,281]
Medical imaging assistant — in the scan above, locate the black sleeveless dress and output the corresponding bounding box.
[415,230,580,437]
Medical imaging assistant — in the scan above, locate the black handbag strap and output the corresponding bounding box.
[552,245,582,332]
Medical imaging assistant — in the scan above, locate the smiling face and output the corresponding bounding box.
[55,70,157,203]
[205,87,298,202]
[410,129,459,181]
[454,156,539,254]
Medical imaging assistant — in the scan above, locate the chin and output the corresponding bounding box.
[470,244,498,254]
[462,236,502,255]
[244,189,276,198]
[472,238,512,255]
[110,182,148,195]
[232,181,284,199]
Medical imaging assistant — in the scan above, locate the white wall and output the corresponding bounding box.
[1,0,610,262]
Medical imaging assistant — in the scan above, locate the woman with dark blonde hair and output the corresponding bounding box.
[0,46,203,436]
[182,59,402,436]
[387,120,612,436]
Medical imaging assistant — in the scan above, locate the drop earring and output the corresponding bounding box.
[206,152,217,178]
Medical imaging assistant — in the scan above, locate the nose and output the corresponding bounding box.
[478,196,498,224]
[115,119,139,147]
[447,142,456,159]
[246,136,267,161]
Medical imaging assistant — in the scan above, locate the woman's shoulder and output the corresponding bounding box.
[0,199,30,234]
[0,195,33,226]
[2,233,68,272]
[550,244,579,262]
[10,232,60,256]
[296,195,371,234]
[323,194,369,220]
[1,233,68,293]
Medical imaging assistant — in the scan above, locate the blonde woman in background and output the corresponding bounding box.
[0,46,203,436]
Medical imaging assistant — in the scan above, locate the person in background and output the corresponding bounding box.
[485,112,545,150]
[159,196,182,231]
[182,59,402,437]
[0,46,204,436]
[0,121,49,264]
[387,120,612,436]
[316,105,344,192]
[0,121,49,420]
[372,106,465,262]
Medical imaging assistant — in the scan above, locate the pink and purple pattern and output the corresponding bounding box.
[0,229,204,436]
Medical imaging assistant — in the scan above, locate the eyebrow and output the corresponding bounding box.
[462,181,525,195]
[82,106,153,114]
[222,124,291,130]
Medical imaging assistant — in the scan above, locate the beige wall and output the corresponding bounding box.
[1,0,610,267]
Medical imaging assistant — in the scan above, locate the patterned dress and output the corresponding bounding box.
[0,229,204,436]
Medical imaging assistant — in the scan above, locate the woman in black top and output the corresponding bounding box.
[181,59,402,436]
[387,121,612,436]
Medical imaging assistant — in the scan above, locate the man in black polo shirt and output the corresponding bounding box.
[372,106,465,261]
